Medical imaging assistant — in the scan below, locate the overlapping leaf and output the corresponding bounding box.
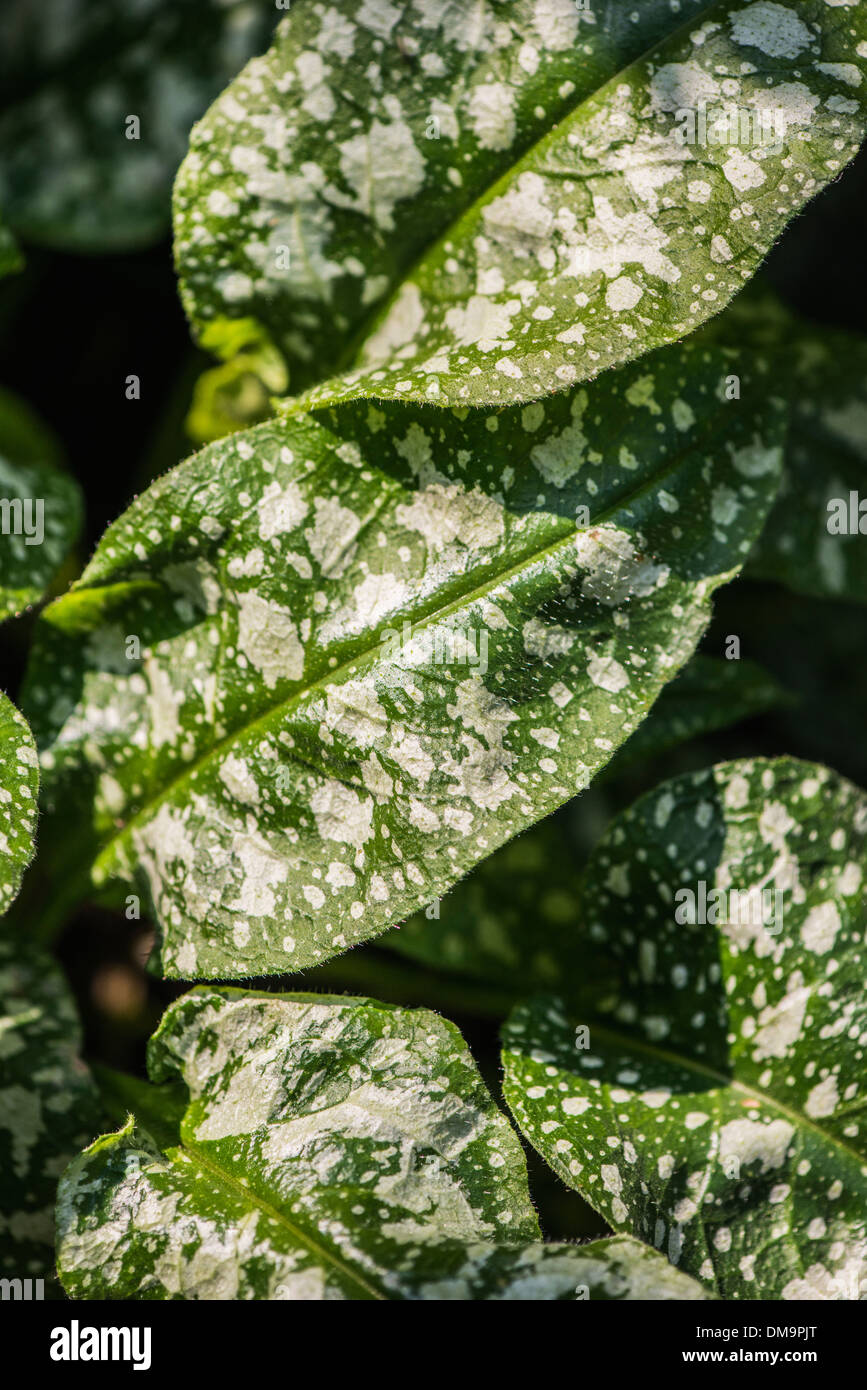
[389,817,600,1002]
[388,656,789,992]
[698,285,867,602]
[0,387,82,622]
[0,0,275,251]
[175,0,867,406]
[0,692,38,916]
[602,652,790,774]
[20,341,783,976]
[57,986,709,1300]
[748,320,867,603]
[0,935,100,1298]
[502,757,867,1300]
[0,697,98,1297]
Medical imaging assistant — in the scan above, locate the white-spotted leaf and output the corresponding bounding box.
[0,0,276,251]
[749,314,867,603]
[695,283,867,603]
[56,986,710,1301]
[0,388,83,623]
[388,655,789,993]
[502,757,867,1300]
[175,0,867,406]
[0,934,100,1298]
[20,342,783,976]
[0,693,38,916]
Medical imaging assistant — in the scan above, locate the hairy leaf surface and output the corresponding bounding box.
[57,986,708,1301]
[388,656,789,992]
[0,0,275,251]
[21,344,783,976]
[0,388,83,622]
[0,693,38,915]
[502,757,867,1300]
[175,0,867,405]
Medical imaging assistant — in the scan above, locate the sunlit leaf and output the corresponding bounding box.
[20,342,783,976]
[57,986,709,1301]
[388,655,790,992]
[175,0,867,405]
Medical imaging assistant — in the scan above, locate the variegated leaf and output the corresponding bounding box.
[388,655,789,992]
[20,342,783,976]
[57,986,709,1301]
[0,0,276,251]
[174,0,867,405]
[749,316,867,603]
[0,693,38,916]
[697,283,867,603]
[0,698,97,1298]
[0,387,83,623]
[0,935,100,1299]
[502,757,867,1300]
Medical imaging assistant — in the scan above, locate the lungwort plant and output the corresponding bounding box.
[1,0,867,1304]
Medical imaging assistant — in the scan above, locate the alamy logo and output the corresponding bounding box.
[0,1276,44,1299]
[675,880,784,935]
[674,101,785,154]
[0,496,44,545]
[827,491,867,535]
[380,620,489,676]
[50,1320,152,1371]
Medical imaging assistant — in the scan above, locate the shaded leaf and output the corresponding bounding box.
[0,223,21,279]
[0,694,94,1298]
[699,284,867,603]
[0,0,276,251]
[750,320,867,603]
[712,580,867,791]
[175,0,867,405]
[57,986,708,1300]
[0,937,99,1298]
[502,757,867,1300]
[20,342,783,976]
[387,815,607,1002]
[604,652,792,775]
[0,387,83,622]
[0,692,38,916]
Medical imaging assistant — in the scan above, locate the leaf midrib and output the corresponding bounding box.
[175,1138,387,1300]
[543,1017,867,1173]
[332,0,725,378]
[88,399,730,877]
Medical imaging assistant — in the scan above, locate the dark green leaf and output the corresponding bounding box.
[503,757,867,1300]
[57,986,710,1300]
[0,387,83,622]
[20,342,783,976]
[175,0,867,405]
[0,0,276,251]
